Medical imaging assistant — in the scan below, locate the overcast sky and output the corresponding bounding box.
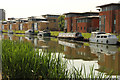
[0,0,120,19]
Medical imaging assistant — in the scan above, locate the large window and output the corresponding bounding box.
[113,14,116,33]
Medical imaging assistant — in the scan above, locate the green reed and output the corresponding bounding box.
[2,40,118,79]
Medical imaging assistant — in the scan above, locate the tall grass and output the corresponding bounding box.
[2,40,68,79]
[2,40,117,79]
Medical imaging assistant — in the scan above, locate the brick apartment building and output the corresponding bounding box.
[0,14,60,31]
[97,3,120,33]
[64,12,99,33]
[76,16,99,33]
[42,14,60,31]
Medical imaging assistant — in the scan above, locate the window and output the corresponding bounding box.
[84,27,86,30]
[97,36,100,38]
[101,36,104,38]
[104,36,107,38]
[81,27,82,30]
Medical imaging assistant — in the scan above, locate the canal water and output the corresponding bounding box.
[1,33,120,78]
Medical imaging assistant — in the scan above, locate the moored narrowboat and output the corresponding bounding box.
[37,30,51,37]
[58,32,84,41]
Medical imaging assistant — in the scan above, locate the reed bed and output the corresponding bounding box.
[2,40,117,79]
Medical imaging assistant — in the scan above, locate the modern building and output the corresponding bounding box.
[97,3,120,33]
[64,12,99,33]
[42,14,60,31]
[0,14,60,31]
[76,16,99,33]
[0,9,5,21]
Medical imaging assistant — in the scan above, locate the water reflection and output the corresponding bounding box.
[1,34,120,76]
[58,40,98,61]
[0,34,2,79]
[89,43,120,75]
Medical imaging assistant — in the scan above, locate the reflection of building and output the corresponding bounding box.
[97,52,120,75]
[58,40,97,60]
[89,43,120,75]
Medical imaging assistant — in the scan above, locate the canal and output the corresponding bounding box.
[1,33,120,78]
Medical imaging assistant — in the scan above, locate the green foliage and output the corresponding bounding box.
[58,15,65,31]
[2,40,117,79]
[82,33,91,39]
[118,35,120,42]
[50,31,64,36]
[14,30,25,34]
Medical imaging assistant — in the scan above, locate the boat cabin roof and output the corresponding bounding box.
[91,32,106,34]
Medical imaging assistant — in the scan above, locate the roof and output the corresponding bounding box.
[42,14,60,16]
[76,16,99,19]
[64,12,99,15]
[20,18,28,21]
[28,16,46,19]
[39,21,49,23]
[97,3,120,8]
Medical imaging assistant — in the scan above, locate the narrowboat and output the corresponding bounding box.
[37,30,51,37]
[58,32,84,41]
[89,32,118,44]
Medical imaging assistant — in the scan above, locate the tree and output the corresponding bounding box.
[58,15,65,31]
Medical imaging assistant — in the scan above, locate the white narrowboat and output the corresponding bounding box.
[89,32,118,44]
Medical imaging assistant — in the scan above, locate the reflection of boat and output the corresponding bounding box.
[89,32,118,44]
[25,29,33,34]
[58,40,82,48]
[25,36,34,41]
[59,40,97,60]
[8,30,14,34]
[37,36,51,42]
[8,34,13,40]
[89,43,118,55]
[58,32,84,41]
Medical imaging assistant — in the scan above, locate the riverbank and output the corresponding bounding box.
[2,30,120,42]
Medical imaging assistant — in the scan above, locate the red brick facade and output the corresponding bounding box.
[0,15,60,32]
[64,12,99,33]
[98,3,120,33]
[77,17,99,33]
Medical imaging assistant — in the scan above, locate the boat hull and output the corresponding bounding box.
[89,38,118,44]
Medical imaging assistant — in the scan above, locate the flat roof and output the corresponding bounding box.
[64,12,99,15]
[42,14,60,16]
[76,16,99,19]
[97,3,120,8]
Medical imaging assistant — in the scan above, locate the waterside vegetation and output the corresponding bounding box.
[2,40,117,79]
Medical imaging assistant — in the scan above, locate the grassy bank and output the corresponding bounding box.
[50,31,64,37]
[2,40,116,79]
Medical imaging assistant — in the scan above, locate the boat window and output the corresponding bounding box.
[101,36,104,38]
[108,35,116,38]
[97,36,100,38]
[104,36,107,38]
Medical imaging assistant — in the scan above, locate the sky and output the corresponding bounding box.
[0,0,120,19]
